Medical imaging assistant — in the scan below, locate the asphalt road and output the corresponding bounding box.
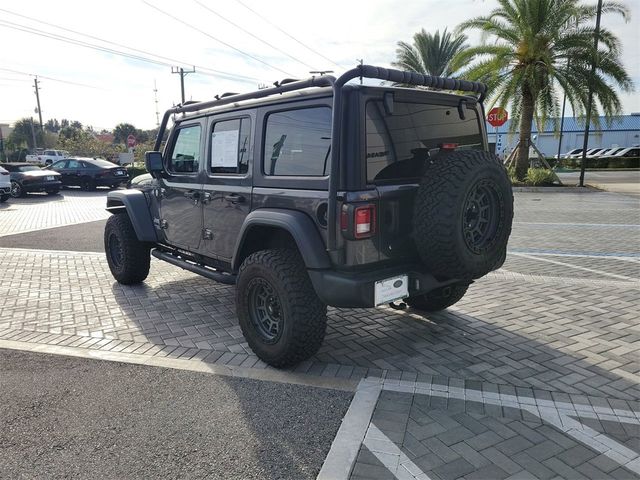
[0,348,351,479]
[0,219,106,252]
[557,170,640,196]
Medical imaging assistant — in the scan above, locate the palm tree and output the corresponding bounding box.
[393,28,468,78]
[453,0,633,180]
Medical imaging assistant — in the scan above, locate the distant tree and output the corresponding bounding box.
[113,123,137,144]
[393,28,468,77]
[70,120,83,130]
[7,118,43,150]
[44,119,60,133]
[57,129,124,160]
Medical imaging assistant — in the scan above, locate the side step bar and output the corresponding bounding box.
[151,249,236,285]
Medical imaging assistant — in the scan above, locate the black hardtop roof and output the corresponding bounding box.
[178,83,478,122]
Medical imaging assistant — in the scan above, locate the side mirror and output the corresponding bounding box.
[145,151,163,173]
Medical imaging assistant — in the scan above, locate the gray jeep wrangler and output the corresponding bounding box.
[104,65,513,368]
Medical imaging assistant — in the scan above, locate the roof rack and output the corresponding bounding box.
[153,65,487,263]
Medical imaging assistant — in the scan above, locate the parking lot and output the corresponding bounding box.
[1,188,639,479]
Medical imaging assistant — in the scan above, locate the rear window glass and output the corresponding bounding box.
[13,165,40,172]
[365,101,483,182]
[263,106,331,176]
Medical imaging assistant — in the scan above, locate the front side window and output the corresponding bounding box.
[264,106,331,176]
[67,160,82,169]
[210,118,251,175]
[50,161,66,170]
[169,125,201,174]
[365,100,484,183]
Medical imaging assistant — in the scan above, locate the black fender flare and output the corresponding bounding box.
[106,189,158,242]
[232,209,331,271]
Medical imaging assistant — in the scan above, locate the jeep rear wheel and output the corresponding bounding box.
[236,249,327,368]
[405,283,469,312]
[413,150,513,279]
[104,214,150,285]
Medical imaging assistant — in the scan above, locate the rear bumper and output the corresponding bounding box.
[95,176,129,186]
[23,180,62,192]
[307,263,460,308]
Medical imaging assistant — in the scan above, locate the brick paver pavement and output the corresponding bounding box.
[0,190,109,237]
[1,190,638,479]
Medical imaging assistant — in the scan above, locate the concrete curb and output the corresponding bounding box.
[0,339,357,392]
[317,379,383,480]
[511,186,598,192]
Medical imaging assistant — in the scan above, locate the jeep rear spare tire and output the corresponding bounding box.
[104,213,151,285]
[236,249,327,368]
[413,150,513,280]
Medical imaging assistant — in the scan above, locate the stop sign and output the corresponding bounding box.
[487,107,508,127]
[126,134,136,148]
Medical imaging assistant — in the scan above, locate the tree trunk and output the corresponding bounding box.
[515,86,535,181]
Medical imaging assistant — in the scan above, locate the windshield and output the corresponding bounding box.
[365,100,483,183]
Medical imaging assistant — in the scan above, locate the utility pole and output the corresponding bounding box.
[33,77,43,131]
[30,117,37,149]
[153,80,160,127]
[579,0,603,187]
[171,66,196,105]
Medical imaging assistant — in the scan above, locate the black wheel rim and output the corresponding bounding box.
[108,233,122,268]
[247,278,283,343]
[10,182,21,198]
[462,179,502,254]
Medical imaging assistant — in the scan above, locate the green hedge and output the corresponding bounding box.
[126,164,147,180]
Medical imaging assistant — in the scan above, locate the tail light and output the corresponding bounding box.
[340,204,376,240]
[440,143,458,151]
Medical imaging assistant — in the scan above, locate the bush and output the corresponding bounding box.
[525,168,556,186]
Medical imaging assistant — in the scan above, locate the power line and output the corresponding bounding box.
[142,1,293,77]
[234,0,343,70]
[192,0,316,71]
[0,66,101,89]
[0,11,260,83]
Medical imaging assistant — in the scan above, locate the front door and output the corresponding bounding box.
[202,115,253,261]
[158,122,204,251]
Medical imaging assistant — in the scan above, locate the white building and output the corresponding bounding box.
[487,114,640,158]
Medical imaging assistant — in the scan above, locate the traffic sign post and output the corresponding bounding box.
[487,108,508,159]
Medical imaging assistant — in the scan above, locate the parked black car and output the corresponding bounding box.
[49,157,129,190]
[3,163,62,197]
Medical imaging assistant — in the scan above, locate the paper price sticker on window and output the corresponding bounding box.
[211,130,239,168]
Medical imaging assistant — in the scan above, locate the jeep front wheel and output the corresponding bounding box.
[104,214,150,285]
[236,249,327,368]
[405,283,469,312]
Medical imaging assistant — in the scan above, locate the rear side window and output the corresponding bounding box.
[169,125,201,174]
[365,101,484,183]
[263,106,331,176]
[210,118,251,175]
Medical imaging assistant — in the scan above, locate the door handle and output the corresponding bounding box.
[224,194,245,204]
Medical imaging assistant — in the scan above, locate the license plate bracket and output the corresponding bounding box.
[374,275,409,306]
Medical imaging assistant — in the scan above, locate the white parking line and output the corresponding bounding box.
[318,379,383,480]
[511,252,639,282]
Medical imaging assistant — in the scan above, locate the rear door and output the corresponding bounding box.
[158,121,204,250]
[201,112,254,260]
[363,93,486,263]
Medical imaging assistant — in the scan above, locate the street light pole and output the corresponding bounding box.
[579,0,603,187]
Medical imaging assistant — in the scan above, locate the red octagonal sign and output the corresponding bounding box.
[487,107,508,127]
[127,134,137,148]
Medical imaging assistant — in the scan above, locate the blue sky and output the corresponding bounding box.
[0,0,638,130]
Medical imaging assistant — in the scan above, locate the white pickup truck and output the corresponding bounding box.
[26,149,69,165]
